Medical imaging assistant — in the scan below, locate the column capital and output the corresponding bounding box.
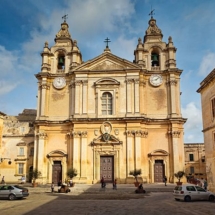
[166,80,177,86]
[39,83,50,90]
[36,132,48,139]
[168,130,180,138]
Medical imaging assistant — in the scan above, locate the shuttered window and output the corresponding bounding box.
[101,92,112,115]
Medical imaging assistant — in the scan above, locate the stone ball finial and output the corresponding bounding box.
[168,36,172,43]
[138,38,142,44]
[74,40,77,46]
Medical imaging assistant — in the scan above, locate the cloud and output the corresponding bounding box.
[68,0,135,36]
[0,80,18,96]
[198,52,215,77]
[182,102,203,143]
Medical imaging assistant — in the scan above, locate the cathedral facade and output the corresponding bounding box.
[33,17,186,184]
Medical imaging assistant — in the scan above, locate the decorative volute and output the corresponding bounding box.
[144,18,163,43]
[55,21,72,43]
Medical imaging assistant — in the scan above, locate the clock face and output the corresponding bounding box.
[149,74,163,86]
[53,77,66,89]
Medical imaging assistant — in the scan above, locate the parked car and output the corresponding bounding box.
[0,185,29,200]
[173,184,215,202]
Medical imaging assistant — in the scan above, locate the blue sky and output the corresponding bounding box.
[0,0,215,143]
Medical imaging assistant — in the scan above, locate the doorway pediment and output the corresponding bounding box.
[91,133,122,146]
[47,150,67,158]
[148,149,169,157]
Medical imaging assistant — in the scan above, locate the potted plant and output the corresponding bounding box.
[129,169,142,187]
[29,168,41,187]
[66,168,77,187]
[174,171,185,185]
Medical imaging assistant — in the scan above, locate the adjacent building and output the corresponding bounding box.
[197,68,215,192]
[184,143,206,180]
[0,110,36,182]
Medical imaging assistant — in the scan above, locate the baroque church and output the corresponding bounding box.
[1,16,186,184]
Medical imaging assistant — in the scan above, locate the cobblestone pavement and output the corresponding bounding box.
[0,184,215,215]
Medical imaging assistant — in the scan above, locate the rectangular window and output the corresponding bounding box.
[190,167,194,174]
[212,98,215,118]
[18,163,24,174]
[19,147,24,156]
[189,154,194,161]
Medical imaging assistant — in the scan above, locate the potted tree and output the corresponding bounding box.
[174,171,185,185]
[30,168,42,187]
[66,168,77,187]
[129,169,142,187]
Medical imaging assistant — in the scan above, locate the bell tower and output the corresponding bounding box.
[134,14,186,182]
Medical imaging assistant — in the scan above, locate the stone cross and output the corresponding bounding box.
[104,37,111,48]
[62,14,68,22]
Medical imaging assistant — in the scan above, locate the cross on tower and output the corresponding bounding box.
[149,7,155,19]
[104,37,111,48]
[62,14,68,22]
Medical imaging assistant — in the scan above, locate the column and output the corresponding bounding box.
[168,130,181,182]
[126,130,134,176]
[66,132,72,167]
[82,81,88,114]
[40,78,50,116]
[36,131,47,183]
[134,79,140,113]
[80,131,87,178]
[75,81,81,115]
[72,131,80,177]
[126,79,132,113]
[169,77,177,117]
[135,131,141,169]
[69,82,75,116]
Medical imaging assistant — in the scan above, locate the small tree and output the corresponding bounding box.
[66,168,77,179]
[174,171,185,182]
[129,169,142,183]
[29,168,41,183]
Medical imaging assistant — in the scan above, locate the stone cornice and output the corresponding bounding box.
[197,68,215,93]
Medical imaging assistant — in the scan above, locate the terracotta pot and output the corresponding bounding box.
[134,182,139,187]
[176,182,182,185]
[32,182,38,187]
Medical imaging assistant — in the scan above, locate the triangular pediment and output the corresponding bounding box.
[73,52,140,71]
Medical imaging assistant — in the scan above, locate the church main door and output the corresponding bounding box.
[100,156,114,182]
[52,161,62,184]
[154,160,164,182]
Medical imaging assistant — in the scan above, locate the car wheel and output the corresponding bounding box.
[175,198,180,201]
[9,194,16,201]
[209,195,215,202]
[184,196,191,202]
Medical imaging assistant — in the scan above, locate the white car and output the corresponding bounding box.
[173,184,215,202]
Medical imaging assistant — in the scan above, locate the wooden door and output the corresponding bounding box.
[100,156,113,182]
[154,160,164,182]
[52,161,62,184]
